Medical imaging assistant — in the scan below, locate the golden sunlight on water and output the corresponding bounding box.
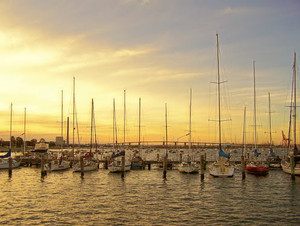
[1,166,300,224]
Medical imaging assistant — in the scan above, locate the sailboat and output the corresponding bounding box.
[281,52,300,176]
[74,98,98,172]
[208,33,234,177]
[109,98,131,173]
[47,90,70,172]
[0,104,21,169]
[178,88,199,174]
[266,92,281,168]
[246,61,269,175]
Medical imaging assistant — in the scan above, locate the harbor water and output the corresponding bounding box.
[1,165,300,225]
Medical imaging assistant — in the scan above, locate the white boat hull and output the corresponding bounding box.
[178,163,199,174]
[209,161,234,177]
[0,159,21,169]
[109,164,131,173]
[73,161,98,172]
[47,161,70,171]
[281,161,300,175]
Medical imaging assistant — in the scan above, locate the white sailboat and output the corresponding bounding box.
[281,52,300,175]
[109,98,131,173]
[0,103,21,169]
[208,33,234,177]
[72,80,98,172]
[178,88,199,173]
[47,90,70,172]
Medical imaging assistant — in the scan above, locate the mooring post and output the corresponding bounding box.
[121,155,125,178]
[105,158,108,170]
[148,163,151,170]
[80,156,84,178]
[179,153,182,163]
[8,157,12,177]
[41,154,47,178]
[204,153,207,170]
[291,155,295,180]
[241,156,246,180]
[163,156,167,179]
[200,155,204,181]
[157,154,160,162]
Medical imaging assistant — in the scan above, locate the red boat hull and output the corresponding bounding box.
[246,165,269,175]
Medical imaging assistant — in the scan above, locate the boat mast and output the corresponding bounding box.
[189,88,192,151]
[124,90,126,145]
[242,106,246,156]
[23,107,26,155]
[90,98,94,151]
[216,33,222,148]
[139,97,141,147]
[268,92,272,148]
[293,52,297,150]
[253,60,257,150]
[165,103,168,149]
[72,77,75,152]
[10,103,12,150]
[61,90,63,150]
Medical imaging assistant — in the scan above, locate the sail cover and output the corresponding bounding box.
[0,149,11,158]
[254,149,261,157]
[112,151,125,158]
[219,147,230,158]
[269,148,275,156]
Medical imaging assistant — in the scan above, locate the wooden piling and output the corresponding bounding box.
[104,158,108,169]
[80,156,84,177]
[241,156,246,180]
[8,157,12,177]
[179,153,182,163]
[148,163,151,170]
[203,153,207,170]
[163,156,167,179]
[291,155,295,180]
[157,154,160,162]
[200,155,204,181]
[41,154,47,177]
[121,155,125,178]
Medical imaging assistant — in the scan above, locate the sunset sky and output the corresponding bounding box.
[0,0,299,145]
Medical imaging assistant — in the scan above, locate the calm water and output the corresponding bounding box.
[1,166,300,225]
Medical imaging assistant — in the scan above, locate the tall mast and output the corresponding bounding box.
[72,77,75,151]
[189,88,192,151]
[124,90,126,145]
[216,33,222,148]
[293,52,297,149]
[61,90,63,149]
[10,103,12,150]
[268,92,272,148]
[23,107,26,155]
[165,103,168,148]
[253,60,257,149]
[139,97,141,146]
[113,98,115,149]
[242,106,246,156]
[90,98,94,151]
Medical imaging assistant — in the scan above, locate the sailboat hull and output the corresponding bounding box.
[246,163,269,175]
[178,163,199,174]
[281,160,300,175]
[73,160,98,172]
[0,159,21,169]
[209,161,234,177]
